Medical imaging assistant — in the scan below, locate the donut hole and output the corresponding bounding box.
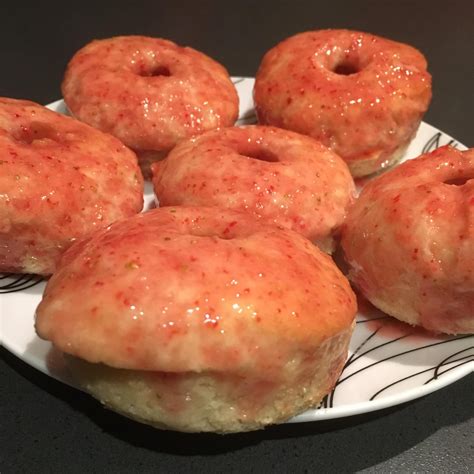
[332,61,360,76]
[443,175,473,186]
[237,144,279,163]
[12,122,58,145]
[332,59,360,76]
[140,65,171,77]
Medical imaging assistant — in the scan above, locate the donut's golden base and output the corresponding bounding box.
[66,327,352,433]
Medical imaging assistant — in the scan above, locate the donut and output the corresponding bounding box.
[35,207,357,433]
[0,97,143,275]
[341,146,474,334]
[254,29,432,177]
[152,126,355,252]
[62,35,239,177]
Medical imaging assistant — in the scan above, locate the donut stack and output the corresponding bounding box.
[2,30,470,434]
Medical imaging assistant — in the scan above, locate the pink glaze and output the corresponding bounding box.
[254,29,432,175]
[342,147,474,334]
[62,36,239,158]
[36,207,356,375]
[0,98,143,275]
[152,126,355,247]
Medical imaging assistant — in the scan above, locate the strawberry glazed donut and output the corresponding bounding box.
[36,207,356,433]
[62,36,239,177]
[0,98,143,275]
[152,126,355,252]
[341,146,474,334]
[254,29,432,178]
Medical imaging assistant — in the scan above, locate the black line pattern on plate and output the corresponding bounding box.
[370,354,474,400]
[231,77,246,85]
[0,273,44,293]
[324,327,380,408]
[336,335,473,386]
[344,328,381,366]
[320,331,473,409]
[346,334,411,367]
[319,394,329,409]
[426,347,474,384]
[327,328,409,408]
[422,132,458,154]
[427,358,474,380]
[325,328,380,408]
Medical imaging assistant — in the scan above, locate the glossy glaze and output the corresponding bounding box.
[62,36,239,174]
[36,207,357,375]
[254,29,432,177]
[0,98,143,274]
[152,126,355,249]
[342,146,474,334]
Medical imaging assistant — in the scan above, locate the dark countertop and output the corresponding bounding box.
[1,2,473,472]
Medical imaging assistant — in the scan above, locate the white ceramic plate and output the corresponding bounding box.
[1,78,472,423]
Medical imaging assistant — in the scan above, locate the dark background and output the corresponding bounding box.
[1,1,473,472]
